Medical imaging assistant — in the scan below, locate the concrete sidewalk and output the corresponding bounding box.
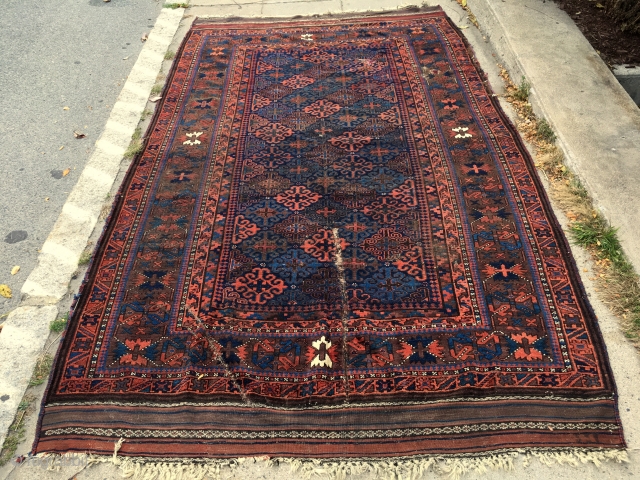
[1,0,640,479]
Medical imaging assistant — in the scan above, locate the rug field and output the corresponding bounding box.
[34,8,625,468]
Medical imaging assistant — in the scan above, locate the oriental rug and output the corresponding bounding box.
[34,7,626,471]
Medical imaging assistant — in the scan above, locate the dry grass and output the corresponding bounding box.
[29,354,53,387]
[499,67,640,342]
[0,396,33,466]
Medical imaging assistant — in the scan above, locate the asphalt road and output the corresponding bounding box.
[0,0,163,316]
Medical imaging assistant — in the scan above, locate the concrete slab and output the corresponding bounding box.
[470,0,640,276]
[0,306,57,449]
[261,0,342,17]
[192,3,264,17]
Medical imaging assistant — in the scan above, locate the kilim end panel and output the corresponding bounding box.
[34,9,625,458]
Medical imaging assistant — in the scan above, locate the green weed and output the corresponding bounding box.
[78,250,92,266]
[164,2,188,8]
[537,118,556,143]
[571,216,624,268]
[512,76,531,102]
[124,127,143,159]
[50,316,68,333]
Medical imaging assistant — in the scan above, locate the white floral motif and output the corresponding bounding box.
[310,336,332,368]
[183,131,204,145]
[452,126,472,139]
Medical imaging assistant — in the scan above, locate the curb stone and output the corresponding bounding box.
[0,7,184,453]
[468,0,640,275]
[0,306,58,449]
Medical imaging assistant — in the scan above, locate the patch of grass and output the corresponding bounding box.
[150,84,163,96]
[141,109,152,121]
[571,217,625,267]
[29,355,53,387]
[164,2,188,8]
[78,250,92,266]
[164,50,176,61]
[0,417,26,466]
[0,396,34,465]
[124,127,143,159]
[512,76,531,102]
[568,177,589,200]
[537,118,556,144]
[499,64,640,341]
[50,315,68,333]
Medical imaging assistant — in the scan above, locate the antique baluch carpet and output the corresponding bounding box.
[35,7,625,472]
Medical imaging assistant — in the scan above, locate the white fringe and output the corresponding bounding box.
[32,439,629,480]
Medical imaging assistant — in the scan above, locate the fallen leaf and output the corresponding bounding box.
[461,0,467,6]
[62,168,71,177]
[149,96,162,103]
[11,266,20,275]
[59,146,64,150]
[63,106,69,111]
[123,56,130,60]
[45,197,50,201]
[596,3,604,8]
[0,285,11,298]
[73,131,86,139]
[197,374,205,380]
[141,32,149,42]
[459,25,469,29]
[583,268,588,272]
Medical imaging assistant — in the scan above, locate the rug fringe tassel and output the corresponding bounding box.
[31,442,629,480]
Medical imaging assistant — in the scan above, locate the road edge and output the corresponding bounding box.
[0,6,184,451]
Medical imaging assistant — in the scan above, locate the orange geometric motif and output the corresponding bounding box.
[301,229,349,262]
[252,94,271,111]
[275,185,322,211]
[282,74,315,89]
[332,154,374,178]
[119,339,153,366]
[329,131,372,152]
[231,267,287,304]
[394,245,428,281]
[510,333,544,361]
[254,122,294,144]
[390,179,418,207]
[361,228,414,261]
[363,197,410,223]
[379,106,402,126]
[301,49,337,64]
[303,99,341,118]
[232,215,260,244]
